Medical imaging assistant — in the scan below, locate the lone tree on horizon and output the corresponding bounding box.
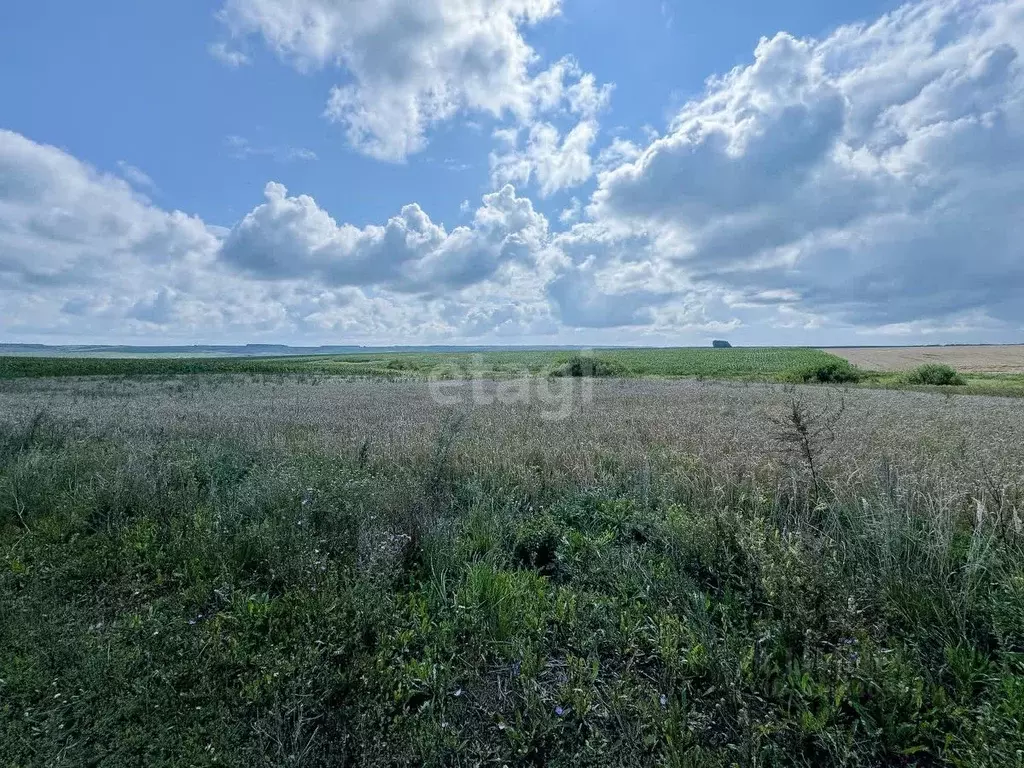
[712,340,732,348]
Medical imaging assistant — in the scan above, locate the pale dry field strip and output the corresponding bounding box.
[829,345,1024,373]
[4,374,1023,491]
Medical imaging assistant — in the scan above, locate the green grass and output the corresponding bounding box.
[863,372,1024,398]
[957,374,1024,396]
[9,348,1024,399]
[0,347,852,381]
[0,354,322,379]
[2,399,1024,766]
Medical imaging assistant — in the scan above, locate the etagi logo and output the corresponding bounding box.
[426,353,595,421]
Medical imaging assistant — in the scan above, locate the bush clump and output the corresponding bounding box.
[906,363,966,386]
[386,358,417,371]
[550,354,628,378]
[793,359,863,384]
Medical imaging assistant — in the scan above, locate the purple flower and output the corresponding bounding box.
[511,660,522,677]
[660,694,667,708]
[555,705,569,717]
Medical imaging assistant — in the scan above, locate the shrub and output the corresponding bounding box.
[793,359,863,384]
[513,513,563,576]
[906,363,966,386]
[550,354,628,378]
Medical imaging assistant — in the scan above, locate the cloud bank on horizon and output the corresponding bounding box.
[1,0,1023,345]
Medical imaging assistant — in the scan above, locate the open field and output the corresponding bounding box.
[831,345,1024,373]
[0,347,849,381]
[3,374,1024,766]
[6,347,1024,399]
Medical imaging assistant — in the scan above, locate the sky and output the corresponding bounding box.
[1,0,1022,347]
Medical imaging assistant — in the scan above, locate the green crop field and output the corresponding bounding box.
[0,347,849,381]
[8,347,1023,397]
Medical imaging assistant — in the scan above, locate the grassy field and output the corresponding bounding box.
[5,347,1024,400]
[2,374,1024,766]
[0,347,851,381]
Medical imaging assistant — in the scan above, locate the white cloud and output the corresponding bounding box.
[220,181,549,293]
[0,131,278,340]
[208,41,251,67]
[487,55,613,196]
[0,130,218,290]
[0,130,559,342]
[217,0,576,161]
[225,135,318,162]
[8,0,1024,345]
[559,197,582,223]
[567,71,614,117]
[490,119,599,196]
[216,0,611,162]
[595,138,641,171]
[546,264,670,328]
[116,161,157,191]
[590,0,1024,329]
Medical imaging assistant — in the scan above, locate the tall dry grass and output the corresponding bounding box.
[1,375,1023,765]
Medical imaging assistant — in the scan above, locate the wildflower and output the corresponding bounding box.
[555,705,569,717]
[511,660,522,677]
[660,694,667,708]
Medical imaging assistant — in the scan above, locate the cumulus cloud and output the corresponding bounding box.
[488,57,612,196]
[0,130,218,289]
[490,119,599,196]
[590,0,1024,328]
[216,0,607,161]
[595,138,641,171]
[0,131,301,340]
[8,0,1024,345]
[220,181,549,293]
[0,130,560,342]
[546,265,672,328]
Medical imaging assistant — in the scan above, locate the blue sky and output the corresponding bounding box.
[1,0,1022,345]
